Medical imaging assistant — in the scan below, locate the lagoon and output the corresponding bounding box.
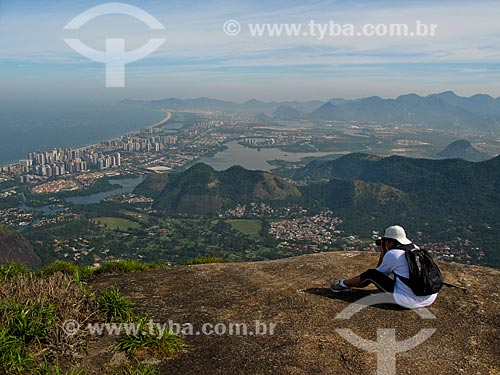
[64,176,145,205]
[199,140,346,171]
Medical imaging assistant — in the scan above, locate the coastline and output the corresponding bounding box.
[64,109,173,154]
[0,109,172,169]
[151,109,172,129]
[127,109,172,137]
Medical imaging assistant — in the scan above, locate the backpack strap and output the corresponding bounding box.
[393,273,415,291]
[392,244,418,288]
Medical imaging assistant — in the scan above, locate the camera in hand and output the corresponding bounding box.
[375,238,382,246]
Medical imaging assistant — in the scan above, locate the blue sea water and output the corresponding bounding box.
[0,102,164,165]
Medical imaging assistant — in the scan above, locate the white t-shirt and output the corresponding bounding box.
[376,249,438,309]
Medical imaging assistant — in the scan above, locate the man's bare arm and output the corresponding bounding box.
[376,249,386,268]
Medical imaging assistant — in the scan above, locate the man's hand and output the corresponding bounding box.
[376,241,388,268]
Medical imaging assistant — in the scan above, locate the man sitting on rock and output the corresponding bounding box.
[330,225,438,309]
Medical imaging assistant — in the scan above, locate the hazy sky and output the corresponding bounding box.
[1,0,500,102]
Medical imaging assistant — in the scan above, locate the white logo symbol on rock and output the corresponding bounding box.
[335,293,436,375]
[64,2,165,87]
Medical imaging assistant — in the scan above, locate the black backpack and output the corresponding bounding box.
[395,245,444,296]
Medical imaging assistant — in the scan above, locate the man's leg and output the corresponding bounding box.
[359,269,395,293]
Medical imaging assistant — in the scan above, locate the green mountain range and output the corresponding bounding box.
[294,153,500,220]
[137,154,500,266]
[294,153,500,265]
[135,163,301,215]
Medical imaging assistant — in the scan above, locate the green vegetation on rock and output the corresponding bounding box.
[136,163,300,215]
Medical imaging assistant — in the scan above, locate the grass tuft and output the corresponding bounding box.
[97,286,135,321]
[185,256,230,265]
[0,300,56,344]
[107,362,158,375]
[114,316,186,358]
[35,362,86,375]
[0,326,35,374]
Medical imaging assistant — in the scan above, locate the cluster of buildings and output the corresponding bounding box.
[31,179,79,194]
[221,203,310,219]
[0,189,17,199]
[51,237,100,263]
[103,193,154,205]
[121,134,178,152]
[9,149,122,183]
[242,137,277,147]
[221,203,276,218]
[394,139,428,146]
[0,208,35,227]
[269,211,343,247]
[75,172,106,188]
[422,240,486,264]
[240,131,312,148]
[0,174,14,184]
[31,209,80,228]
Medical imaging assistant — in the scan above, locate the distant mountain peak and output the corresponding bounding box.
[365,95,384,101]
[273,104,295,112]
[438,139,490,162]
[470,93,495,100]
[435,90,458,96]
[272,105,304,120]
[398,93,422,99]
[309,91,500,130]
[135,165,301,215]
[242,99,264,104]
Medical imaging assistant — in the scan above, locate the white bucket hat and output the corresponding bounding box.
[383,225,412,245]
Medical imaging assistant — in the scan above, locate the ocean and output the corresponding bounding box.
[0,102,164,166]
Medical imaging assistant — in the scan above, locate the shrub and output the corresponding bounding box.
[76,265,95,280]
[94,260,162,275]
[0,262,30,278]
[185,256,230,265]
[98,286,135,321]
[39,260,79,276]
[39,260,96,281]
